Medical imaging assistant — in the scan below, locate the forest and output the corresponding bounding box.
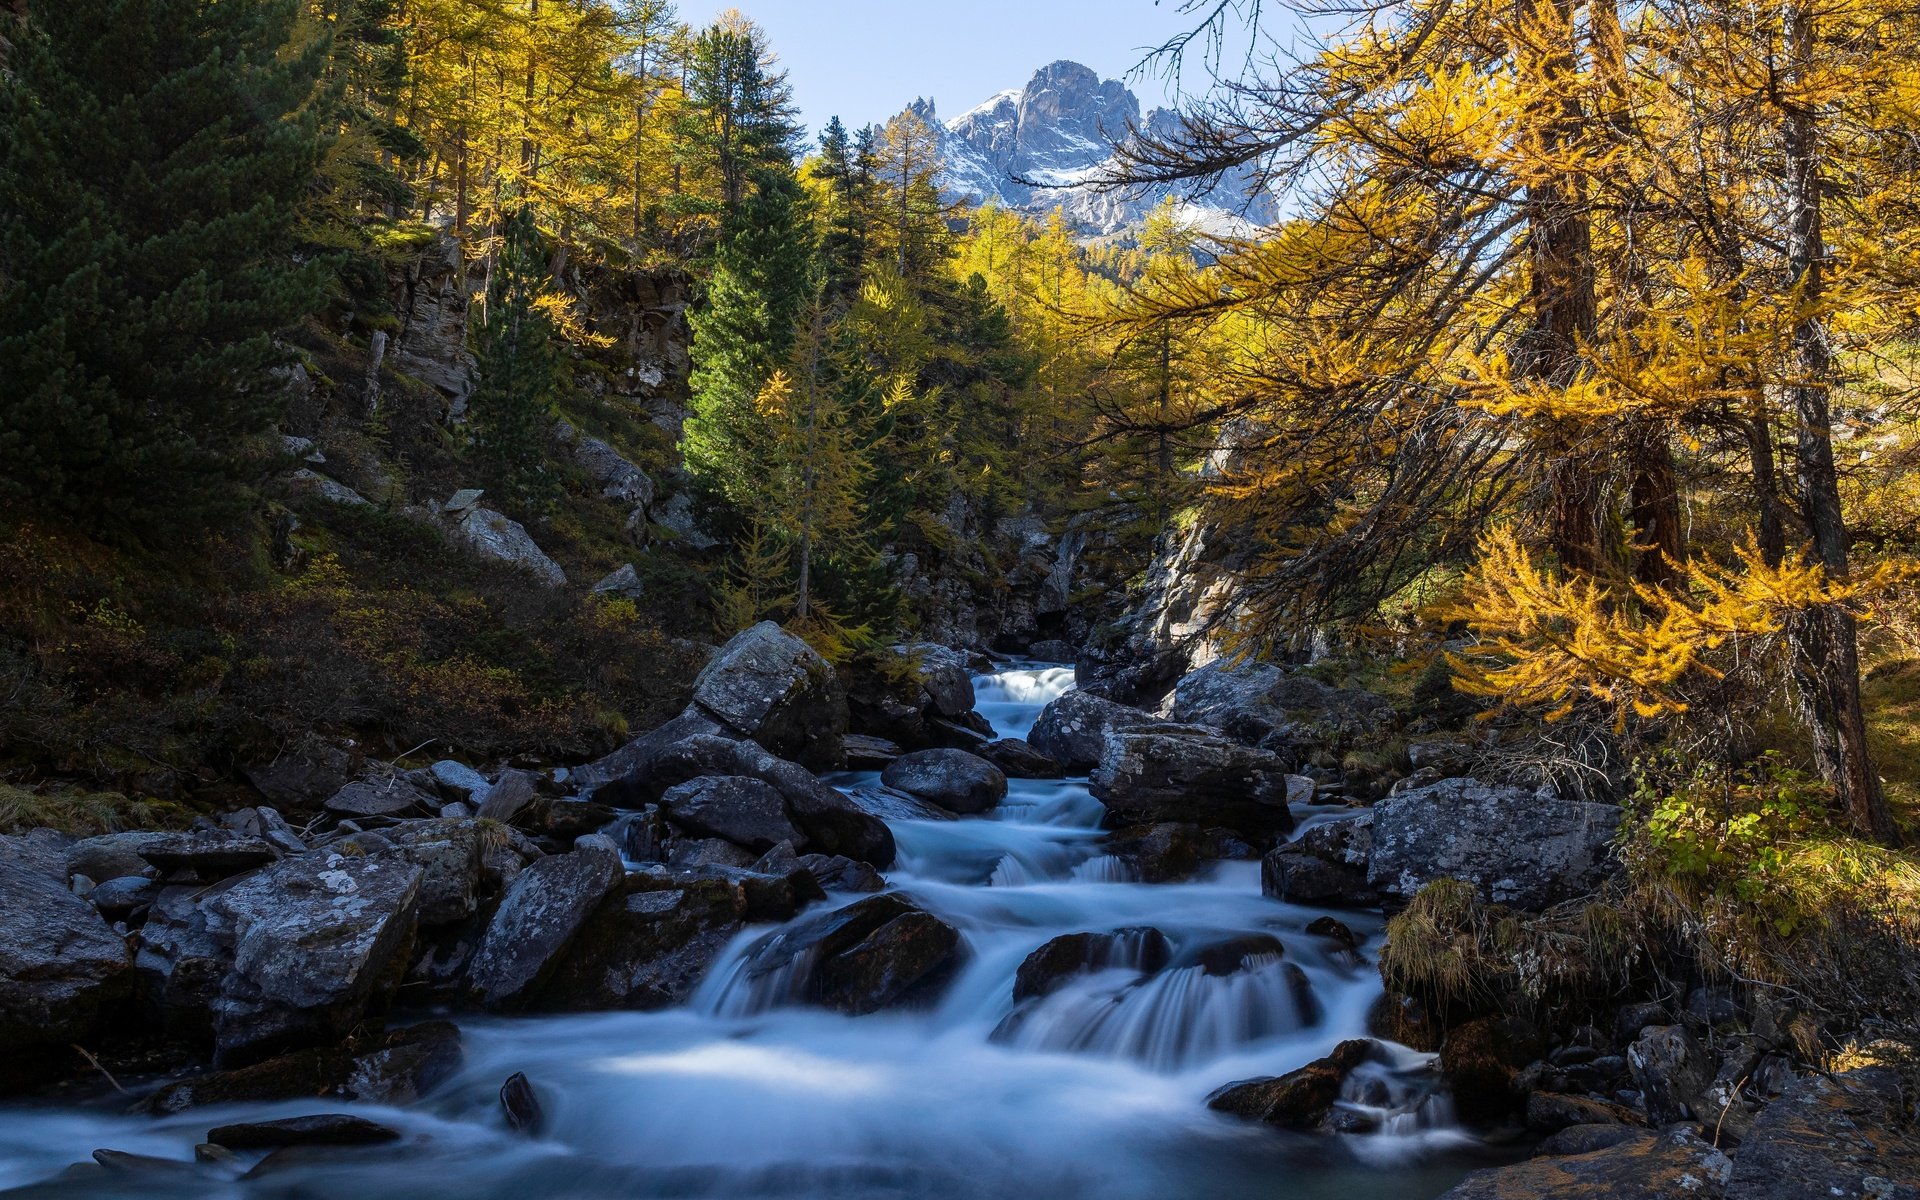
[0,0,1917,1196]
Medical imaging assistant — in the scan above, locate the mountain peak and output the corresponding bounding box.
[923,62,1273,239]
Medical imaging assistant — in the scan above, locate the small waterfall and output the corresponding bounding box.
[0,660,1472,1200]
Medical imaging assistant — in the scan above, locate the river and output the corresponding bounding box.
[0,664,1495,1199]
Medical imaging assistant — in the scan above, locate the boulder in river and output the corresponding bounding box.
[1207,1039,1374,1129]
[1089,726,1297,837]
[0,855,134,1084]
[207,1114,402,1149]
[1028,690,1157,771]
[1013,928,1172,1001]
[1368,778,1620,911]
[1261,815,1379,907]
[539,876,745,1010]
[658,775,804,852]
[737,893,964,1015]
[1437,1126,1731,1199]
[647,734,895,867]
[880,749,1008,815]
[466,836,624,1011]
[690,621,848,770]
[977,738,1065,780]
[143,1021,464,1113]
[203,848,425,1066]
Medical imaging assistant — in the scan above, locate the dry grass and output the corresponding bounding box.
[0,782,181,836]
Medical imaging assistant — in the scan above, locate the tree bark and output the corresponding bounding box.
[1779,0,1898,843]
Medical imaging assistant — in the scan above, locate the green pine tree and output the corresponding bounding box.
[0,0,328,531]
[683,167,814,502]
[469,206,564,510]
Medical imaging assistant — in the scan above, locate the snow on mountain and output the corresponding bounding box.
[908,61,1276,239]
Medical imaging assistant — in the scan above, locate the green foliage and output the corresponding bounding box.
[1633,751,1826,913]
[0,0,329,531]
[468,207,564,511]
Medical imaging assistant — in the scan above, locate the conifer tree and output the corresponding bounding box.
[0,0,327,530]
[672,11,798,227]
[469,206,564,510]
[683,167,814,501]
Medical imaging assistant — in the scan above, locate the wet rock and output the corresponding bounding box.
[1029,639,1078,663]
[665,836,759,870]
[845,644,979,749]
[206,1114,402,1149]
[1726,1066,1920,1200]
[1207,1039,1375,1129]
[90,1149,198,1174]
[1368,778,1620,911]
[844,734,904,768]
[1440,1016,1546,1125]
[1028,690,1156,771]
[895,644,977,718]
[1090,726,1297,836]
[0,855,133,1081]
[659,775,803,851]
[881,749,1008,815]
[1013,928,1172,1000]
[1369,992,1440,1053]
[325,779,437,820]
[646,735,894,867]
[691,621,847,770]
[451,507,566,587]
[540,879,744,1010]
[1305,916,1360,951]
[1525,1091,1642,1133]
[467,837,624,1011]
[738,893,964,1015]
[977,738,1065,779]
[143,1022,463,1113]
[1189,933,1289,976]
[1103,822,1208,882]
[203,848,425,1066]
[1438,1127,1731,1199]
[798,854,886,893]
[698,863,825,922]
[501,1072,543,1135]
[1261,845,1379,907]
[1627,1024,1711,1126]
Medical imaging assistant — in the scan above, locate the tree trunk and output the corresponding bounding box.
[1779,0,1898,844]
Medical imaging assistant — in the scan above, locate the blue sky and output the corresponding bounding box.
[705,1,1228,141]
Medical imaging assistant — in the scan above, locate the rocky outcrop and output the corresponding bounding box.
[465,836,623,1011]
[449,505,567,587]
[1438,1127,1732,1200]
[202,849,425,1066]
[0,856,134,1082]
[1368,779,1620,910]
[1089,726,1297,837]
[691,622,847,770]
[880,749,1008,815]
[1028,689,1157,771]
[539,877,745,1010]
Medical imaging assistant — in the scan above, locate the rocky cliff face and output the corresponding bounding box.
[919,60,1278,238]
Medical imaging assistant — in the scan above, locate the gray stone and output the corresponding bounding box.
[466,837,623,1011]
[0,856,133,1070]
[844,733,904,768]
[1726,1067,1920,1200]
[90,876,159,918]
[1089,725,1297,836]
[540,879,744,1010]
[1029,690,1157,771]
[647,735,894,867]
[691,622,847,770]
[660,775,803,851]
[203,849,425,1066]
[1439,1127,1731,1199]
[1,828,74,881]
[1368,778,1620,910]
[1172,658,1394,747]
[445,488,485,514]
[736,892,963,1015]
[1627,1024,1712,1126]
[881,749,1008,815]
[380,819,488,926]
[566,432,655,508]
[590,563,646,601]
[136,832,281,878]
[324,779,436,820]
[978,737,1065,779]
[287,468,371,507]
[429,760,492,803]
[474,769,537,824]
[891,643,977,718]
[452,507,567,587]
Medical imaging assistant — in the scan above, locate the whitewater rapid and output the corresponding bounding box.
[0,664,1482,1200]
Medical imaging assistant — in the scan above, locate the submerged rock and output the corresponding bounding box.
[207,1114,402,1149]
[143,1022,463,1114]
[540,878,744,1011]
[1207,1039,1374,1129]
[737,893,964,1015]
[1013,928,1171,1001]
